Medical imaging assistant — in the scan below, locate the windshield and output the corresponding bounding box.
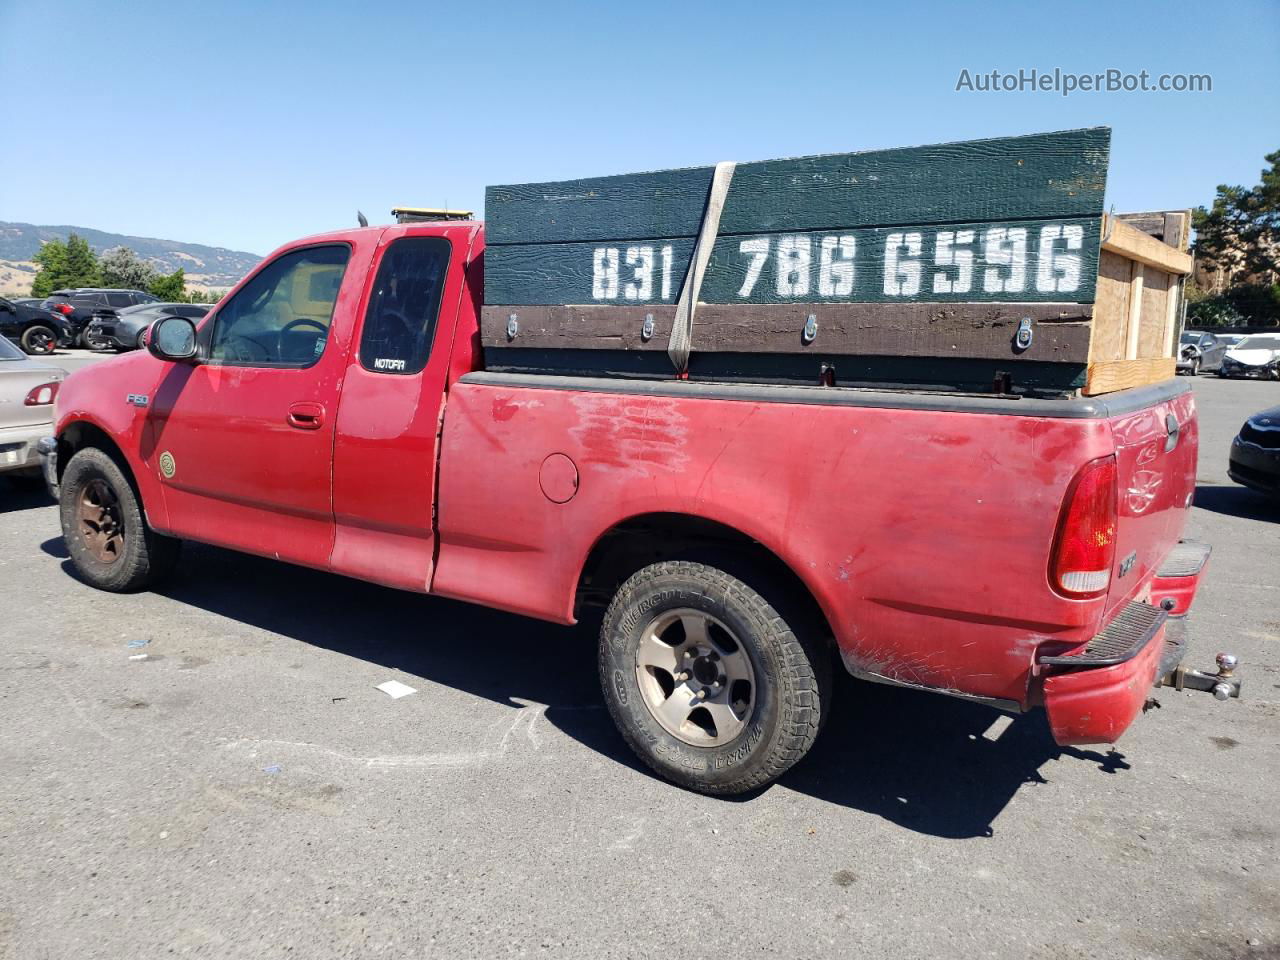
[0,335,26,360]
[1234,336,1280,350]
[1180,333,1199,345]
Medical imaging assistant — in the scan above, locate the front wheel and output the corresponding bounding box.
[599,560,829,795]
[59,447,181,592]
[20,324,57,355]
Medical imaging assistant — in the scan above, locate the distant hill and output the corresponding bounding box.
[0,221,261,295]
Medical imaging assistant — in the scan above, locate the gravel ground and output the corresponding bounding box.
[1,370,1277,960]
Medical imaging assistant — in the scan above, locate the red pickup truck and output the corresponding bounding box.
[40,220,1238,795]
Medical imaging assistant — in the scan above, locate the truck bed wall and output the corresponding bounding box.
[432,375,1145,706]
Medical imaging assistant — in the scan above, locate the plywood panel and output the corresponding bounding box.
[1084,357,1176,395]
[1138,269,1172,359]
[1091,251,1133,363]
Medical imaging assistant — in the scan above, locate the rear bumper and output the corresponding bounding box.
[36,436,58,496]
[1043,621,1167,745]
[83,324,127,350]
[0,422,54,475]
[1041,539,1219,746]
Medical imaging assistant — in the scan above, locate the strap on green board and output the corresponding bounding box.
[668,161,736,374]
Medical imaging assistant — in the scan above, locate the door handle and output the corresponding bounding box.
[287,402,325,430]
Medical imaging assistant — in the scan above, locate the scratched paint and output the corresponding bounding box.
[567,393,690,476]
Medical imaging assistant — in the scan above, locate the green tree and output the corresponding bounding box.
[30,238,69,297]
[1194,149,1280,290]
[30,232,99,295]
[100,246,157,290]
[63,233,101,288]
[149,268,186,302]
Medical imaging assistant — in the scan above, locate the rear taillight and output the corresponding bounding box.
[24,381,60,406]
[54,303,74,315]
[1050,456,1118,598]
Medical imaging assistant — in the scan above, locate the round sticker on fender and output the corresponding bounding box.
[159,451,176,479]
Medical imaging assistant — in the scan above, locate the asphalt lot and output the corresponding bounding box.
[2,356,1278,960]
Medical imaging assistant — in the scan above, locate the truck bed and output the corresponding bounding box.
[432,372,1196,709]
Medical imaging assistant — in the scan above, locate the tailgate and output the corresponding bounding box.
[1104,386,1198,615]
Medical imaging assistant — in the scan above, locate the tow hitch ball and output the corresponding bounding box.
[1161,653,1242,701]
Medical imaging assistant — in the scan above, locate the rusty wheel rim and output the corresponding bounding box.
[78,478,124,564]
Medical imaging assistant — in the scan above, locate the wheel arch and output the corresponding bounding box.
[574,511,836,647]
[55,420,153,517]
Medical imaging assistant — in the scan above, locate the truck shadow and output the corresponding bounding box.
[785,677,1129,838]
[47,536,1129,839]
[1194,484,1280,523]
[0,478,54,514]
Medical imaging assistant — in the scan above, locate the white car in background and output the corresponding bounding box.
[1219,333,1280,380]
[0,335,66,483]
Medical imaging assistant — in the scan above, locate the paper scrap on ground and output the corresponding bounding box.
[375,680,418,700]
[128,653,148,661]
[126,638,150,649]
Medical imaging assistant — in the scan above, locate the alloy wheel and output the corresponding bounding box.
[634,608,756,746]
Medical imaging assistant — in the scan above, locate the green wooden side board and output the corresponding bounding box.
[484,127,1110,246]
[483,216,1101,305]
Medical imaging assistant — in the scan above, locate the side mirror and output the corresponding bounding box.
[147,315,198,362]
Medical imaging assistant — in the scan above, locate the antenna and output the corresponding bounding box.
[357,210,369,228]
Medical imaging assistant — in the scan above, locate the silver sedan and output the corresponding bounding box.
[0,335,67,481]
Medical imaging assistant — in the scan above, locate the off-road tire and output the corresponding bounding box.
[599,560,829,795]
[59,447,181,592]
[20,324,57,355]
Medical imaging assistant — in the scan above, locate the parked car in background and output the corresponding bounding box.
[41,288,159,346]
[1177,330,1227,375]
[0,335,65,482]
[0,297,73,355]
[85,302,210,352]
[1219,333,1280,380]
[1229,404,1280,498]
[1217,333,1246,348]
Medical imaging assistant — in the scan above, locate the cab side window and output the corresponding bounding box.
[210,245,349,366]
[359,237,451,375]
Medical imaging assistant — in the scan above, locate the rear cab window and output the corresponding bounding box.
[358,237,451,375]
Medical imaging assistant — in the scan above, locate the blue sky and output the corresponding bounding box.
[1,0,1276,256]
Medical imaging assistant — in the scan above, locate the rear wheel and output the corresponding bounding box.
[59,447,181,592]
[20,324,57,355]
[599,560,829,795]
[135,328,148,350]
